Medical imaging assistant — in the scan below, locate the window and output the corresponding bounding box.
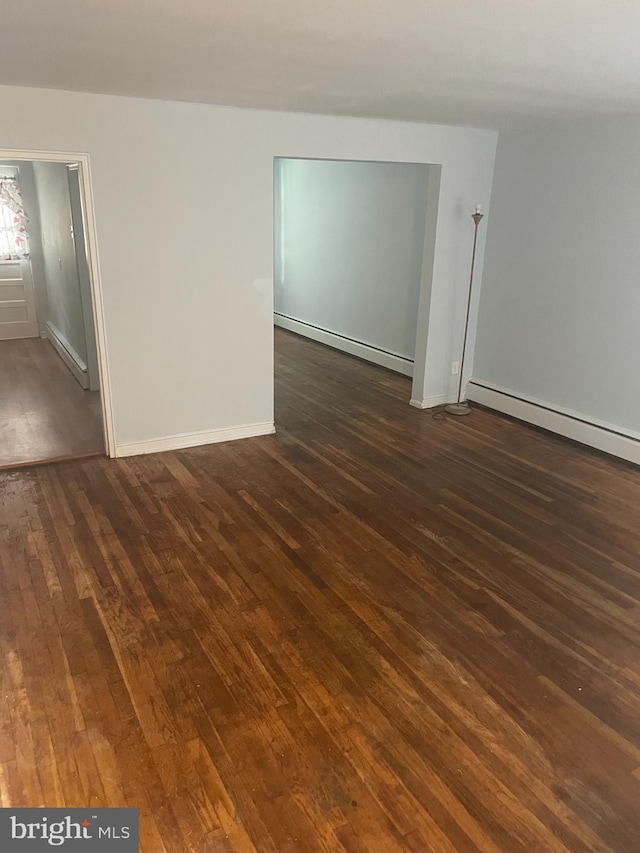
[0,176,29,260]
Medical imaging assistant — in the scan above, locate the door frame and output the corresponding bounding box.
[0,149,115,457]
[67,164,100,391]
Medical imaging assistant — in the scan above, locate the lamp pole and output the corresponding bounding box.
[445,207,485,416]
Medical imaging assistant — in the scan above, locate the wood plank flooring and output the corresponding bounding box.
[1,327,640,851]
[0,336,103,468]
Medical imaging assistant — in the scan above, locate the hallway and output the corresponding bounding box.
[0,336,103,467]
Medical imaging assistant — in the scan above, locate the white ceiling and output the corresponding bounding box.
[3,0,640,129]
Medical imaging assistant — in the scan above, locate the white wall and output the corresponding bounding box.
[474,116,640,442]
[32,161,88,362]
[0,85,496,453]
[0,160,49,332]
[274,159,429,368]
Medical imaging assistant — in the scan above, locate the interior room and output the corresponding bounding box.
[0,2,639,851]
[0,158,103,467]
[274,157,431,375]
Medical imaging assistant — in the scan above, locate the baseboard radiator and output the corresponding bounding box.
[467,380,640,466]
[274,313,414,377]
[45,321,89,390]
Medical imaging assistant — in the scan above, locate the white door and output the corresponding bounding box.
[0,258,38,340]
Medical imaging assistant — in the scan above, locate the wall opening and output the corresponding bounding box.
[273,156,435,379]
[0,151,112,466]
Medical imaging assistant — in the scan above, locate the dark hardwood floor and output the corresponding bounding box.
[0,336,103,468]
[1,327,640,851]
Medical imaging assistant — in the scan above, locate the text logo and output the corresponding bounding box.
[0,808,138,850]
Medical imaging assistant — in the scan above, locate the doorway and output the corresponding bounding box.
[0,152,112,467]
[273,157,439,429]
[274,157,432,376]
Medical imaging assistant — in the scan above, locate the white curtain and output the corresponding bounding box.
[0,176,29,260]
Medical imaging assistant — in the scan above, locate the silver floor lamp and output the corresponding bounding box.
[445,206,485,416]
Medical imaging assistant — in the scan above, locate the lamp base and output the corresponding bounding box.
[445,402,472,416]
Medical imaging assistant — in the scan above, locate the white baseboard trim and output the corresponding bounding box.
[410,394,457,409]
[467,380,640,466]
[116,421,275,458]
[275,313,414,377]
[46,320,88,389]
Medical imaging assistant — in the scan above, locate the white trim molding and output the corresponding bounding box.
[116,421,276,458]
[275,313,414,377]
[410,393,457,409]
[467,380,640,466]
[46,321,89,389]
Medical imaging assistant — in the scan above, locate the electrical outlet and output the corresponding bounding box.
[452,361,460,375]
